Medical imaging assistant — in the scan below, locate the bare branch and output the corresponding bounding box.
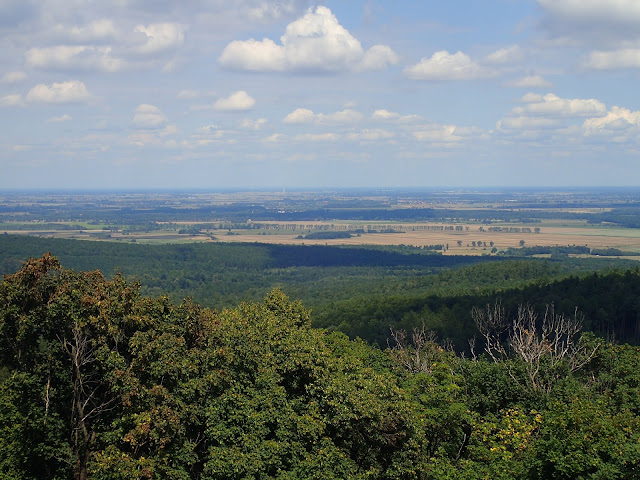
[389,325,443,374]
[471,301,508,362]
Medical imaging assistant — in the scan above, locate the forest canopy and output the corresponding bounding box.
[1,256,639,479]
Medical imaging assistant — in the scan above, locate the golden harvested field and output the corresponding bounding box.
[214,222,640,255]
[6,221,640,255]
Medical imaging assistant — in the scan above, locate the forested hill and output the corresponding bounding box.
[1,256,639,479]
[316,268,640,349]
[2,234,639,349]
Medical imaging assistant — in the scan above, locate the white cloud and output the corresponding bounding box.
[282,107,363,124]
[356,45,399,72]
[1,71,27,84]
[521,92,543,103]
[245,1,307,22]
[412,124,471,143]
[513,93,606,117]
[318,109,363,124]
[60,19,118,42]
[220,38,286,71]
[47,114,72,123]
[404,50,495,81]
[506,75,553,88]
[583,48,640,70]
[294,133,339,142]
[133,23,185,54]
[283,108,315,124]
[219,6,396,72]
[26,80,91,104]
[132,104,168,128]
[240,118,267,129]
[346,129,394,141]
[372,109,399,120]
[496,116,559,131]
[190,124,226,145]
[264,133,286,143]
[484,45,524,64]
[213,91,255,112]
[372,109,421,123]
[584,106,640,131]
[128,125,178,147]
[26,45,125,72]
[0,94,24,107]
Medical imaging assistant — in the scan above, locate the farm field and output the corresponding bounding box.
[213,222,640,254]
[1,187,640,256]
[4,221,640,256]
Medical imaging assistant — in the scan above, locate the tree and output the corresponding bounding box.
[519,240,525,247]
[0,254,140,479]
[472,303,598,394]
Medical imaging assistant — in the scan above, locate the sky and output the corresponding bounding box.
[1,0,640,189]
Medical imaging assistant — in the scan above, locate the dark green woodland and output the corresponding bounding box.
[1,241,639,478]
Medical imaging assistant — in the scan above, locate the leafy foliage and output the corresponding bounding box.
[1,256,639,479]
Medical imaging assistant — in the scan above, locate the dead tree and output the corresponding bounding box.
[388,326,444,374]
[471,301,509,362]
[472,302,599,394]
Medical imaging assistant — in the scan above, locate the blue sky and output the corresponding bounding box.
[1,0,639,189]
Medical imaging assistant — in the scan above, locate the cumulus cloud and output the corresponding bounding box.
[132,104,168,128]
[219,6,397,72]
[495,92,616,141]
[318,109,363,124]
[404,50,495,81]
[412,124,476,143]
[584,106,640,131]
[23,21,185,73]
[26,45,125,72]
[372,109,421,123]
[133,23,185,55]
[1,71,27,84]
[372,109,399,120]
[583,48,640,70]
[190,124,226,145]
[356,45,399,72]
[244,0,309,22]
[513,93,606,117]
[0,94,24,107]
[506,75,553,88]
[58,19,118,43]
[484,45,524,64]
[283,108,315,124]
[128,124,178,147]
[345,129,394,141]
[282,107,363,124]
[240,118,267,129]
[26,80,91,104]
[496,116,559,131]
[213,91,255,111]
